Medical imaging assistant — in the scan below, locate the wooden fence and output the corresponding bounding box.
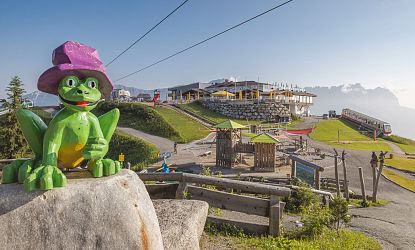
[320,177,348,192]
[139,172,290,237]
[235,142,255,153]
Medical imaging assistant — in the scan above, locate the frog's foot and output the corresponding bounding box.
[23,165,67,192]
[1,159,26,184]
[88,159,121,178]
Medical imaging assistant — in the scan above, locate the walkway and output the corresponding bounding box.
[117,127,174,153]
[383,141,405,155]
[118,127,216,167]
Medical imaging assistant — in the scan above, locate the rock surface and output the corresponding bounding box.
[201,99,291,122]
[0,169,164,250]
[153,199,209,250]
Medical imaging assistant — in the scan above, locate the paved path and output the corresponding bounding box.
[308,137,415,249]
[384,141,405,155]
[118,126,216,167]
[118,127,174,153]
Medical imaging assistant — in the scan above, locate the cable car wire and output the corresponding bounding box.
[106,0,190,67]
[114,0,295,82]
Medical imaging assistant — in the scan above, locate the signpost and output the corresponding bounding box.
[289,155,324,189]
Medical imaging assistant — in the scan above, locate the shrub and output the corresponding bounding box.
[330,195,351,233]
[107,131,159,171]
[284,185,319,213]
[300,203,332,238]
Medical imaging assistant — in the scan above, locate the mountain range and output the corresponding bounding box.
[23,83,415,140]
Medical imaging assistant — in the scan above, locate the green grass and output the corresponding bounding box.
[287,118,305,128]
[349,198,389,208]
[384,135,415,153]
[385,157,415,173]
[382,168,415,192]
[96,102,181,141]
[107,131,159,171]
[395,144,415,153]
[154,106,210,143]
[310,119,391,151]
[202,227,381,250]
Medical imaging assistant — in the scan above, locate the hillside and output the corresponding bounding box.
[96,102,209,143]
[306,83,415,140]
[310,119,392,151]
[96,102,181,141]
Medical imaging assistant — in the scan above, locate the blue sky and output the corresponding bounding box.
[1,0,414,106]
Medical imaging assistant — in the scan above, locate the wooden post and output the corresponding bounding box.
[175,182,188,199]
[371,152,378,197]
[373,151,386,203]
[269,201,281,237]
[334,149,341,196]
[358,167,367,203]
[315,170,321,190]
[291,159,296,178]
[341,151,349,201]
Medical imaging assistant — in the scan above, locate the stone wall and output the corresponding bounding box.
[201,100,291,122]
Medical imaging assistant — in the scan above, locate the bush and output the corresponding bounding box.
[107,131,159,171]
[300,203,332,238]
[330,195,351,233]
[284,184,319,213]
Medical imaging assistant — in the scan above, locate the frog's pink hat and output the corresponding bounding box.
[38,41,113,98]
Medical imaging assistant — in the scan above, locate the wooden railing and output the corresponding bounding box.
[139,172,290,236]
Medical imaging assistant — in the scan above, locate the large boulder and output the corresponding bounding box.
[0,169,164,250]
[153,199,208,250]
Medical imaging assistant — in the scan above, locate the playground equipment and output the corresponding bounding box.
[153,89,161,104]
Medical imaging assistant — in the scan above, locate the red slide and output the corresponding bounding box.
[284,128,313,136]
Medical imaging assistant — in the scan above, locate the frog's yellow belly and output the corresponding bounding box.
[58,143,85,169]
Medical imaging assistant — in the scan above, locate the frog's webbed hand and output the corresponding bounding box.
[24,164,67,192]
[82,137,108,160]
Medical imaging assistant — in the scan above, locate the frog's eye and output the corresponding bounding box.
[86,78,98,89]
[64,76,78,88]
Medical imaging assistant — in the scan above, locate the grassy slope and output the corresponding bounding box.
[201,229,381,250]
[385,157,415,173]
[310,119,391,151]
[382,168,415,192]
[384,135,415,153]
[154,106,210,143]
[96,102,181,141]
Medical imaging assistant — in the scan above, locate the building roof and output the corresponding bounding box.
[205,81,269,90]
[251,133,279,144]
[137,93,151,98]
[182,88,211,95]
[214,120,246,129]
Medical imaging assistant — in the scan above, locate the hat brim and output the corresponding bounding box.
[38,64,113,98]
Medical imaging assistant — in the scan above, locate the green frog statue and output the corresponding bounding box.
[1,41,121,192]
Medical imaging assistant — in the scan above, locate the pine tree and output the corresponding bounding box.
[1,76,29,158]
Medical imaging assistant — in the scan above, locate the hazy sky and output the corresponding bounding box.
[1,0,414,107]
